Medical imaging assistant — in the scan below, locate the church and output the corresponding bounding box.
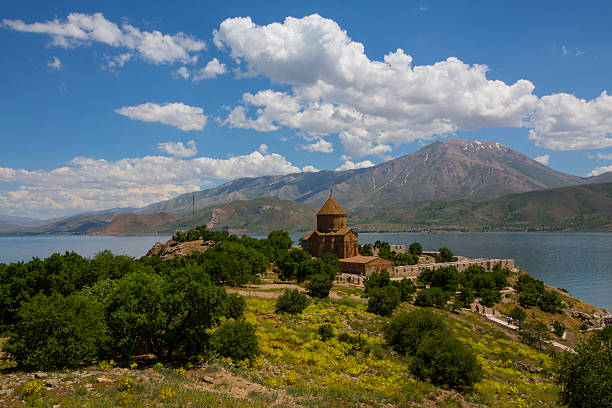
[300,192,358,259]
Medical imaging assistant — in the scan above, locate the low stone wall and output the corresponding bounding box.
[391,258,515,279]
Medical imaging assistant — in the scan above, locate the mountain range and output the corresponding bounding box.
[2,138,611,234]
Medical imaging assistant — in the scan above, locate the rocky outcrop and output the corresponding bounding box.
[146,239,216,260]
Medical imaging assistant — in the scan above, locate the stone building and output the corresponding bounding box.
[339,256,395,275]
[301,193,359,259]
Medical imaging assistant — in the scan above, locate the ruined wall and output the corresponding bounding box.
[391,258,516,279]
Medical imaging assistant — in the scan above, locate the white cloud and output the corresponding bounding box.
[2,12,205,65]
[213,14,538,157]
[258,143,268,153]
[115,102,207,131]
[174,66,190,80]
[339,154,351,161]
[48,56,62,70]
[588,165,612,177]
[105,53,133,69]
[596,153,612,160]
[302,165,319,172]
[533,154,550,165]
[0,150,307,218]
[335,160,375,171]
[528,91,612,150]
[157,140,198,157]
[193,58,227,80]
[302,139,333,153]
[561,45,569,55]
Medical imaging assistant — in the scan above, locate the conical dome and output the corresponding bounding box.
[317,195,346,216]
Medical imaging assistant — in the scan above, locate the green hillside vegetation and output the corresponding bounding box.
[1,228,610,407]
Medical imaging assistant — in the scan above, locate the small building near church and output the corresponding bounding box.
[301,193,358,259]
[339,256,395,275]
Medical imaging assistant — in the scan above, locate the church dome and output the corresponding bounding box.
[316,194,347,232]
[317,195,347,216]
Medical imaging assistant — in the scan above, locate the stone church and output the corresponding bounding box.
[301,193,359,259]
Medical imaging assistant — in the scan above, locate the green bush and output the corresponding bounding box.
[212,319,259,361]
[414,287,448,308]
[430,267,460,293]
[519,318,551,349]
[552,321,565,337]
[539,289,563,313]
[436,247,456,263]
[408,242,423,256]
[306,273,333,298]
[518,289,540,307]
[410,335,483,388]
[318,324,334,341]
[367,285,401,316]
[455,287,475,309]
[226,293,246,319]
[364,270,391,295]
[508,305,527,322]
[479,288,501,307]
[383,309,445,355]
[392,278,416,301]
[7,293,108,369]
[275,289,309,315]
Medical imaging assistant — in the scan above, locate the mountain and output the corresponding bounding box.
[0,212,118,235]
[141,138,584,214]
[348,182,612,231]
[95,198,317,235]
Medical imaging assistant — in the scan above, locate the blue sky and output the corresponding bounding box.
[1,0,612,218]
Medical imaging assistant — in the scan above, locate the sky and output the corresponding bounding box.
[1,0,612,218]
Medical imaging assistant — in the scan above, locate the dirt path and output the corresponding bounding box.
[227,283,366,302]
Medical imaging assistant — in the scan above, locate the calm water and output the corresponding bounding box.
[1,232,610,311]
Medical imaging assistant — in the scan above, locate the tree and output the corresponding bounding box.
[265,230,293,250]
[383,309,445,355]
[306,273,333,298]
[225,293,246,319]
[392,278,416,301]
[7,292,108,369]
[553,335,612,408]
[211,319,260,361]
[480,288,501,307]
[275,289,309,315]
[415,287,448,308]
[409,242,423,256]
[539,289,563,313]
[276,249,312,281]
[454,287,475,309]
[411,335,483,388]
[436,247,456,263]
[508,305,527,322]
[519,318,551,349]
[430,267,460,293]
[367,285,401,316]
[318,324,334,341]
[364,270,391,294]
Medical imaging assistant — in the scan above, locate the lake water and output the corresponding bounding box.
[1,232,610,312]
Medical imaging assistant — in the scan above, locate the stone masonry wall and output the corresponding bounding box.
[391,258,515,279]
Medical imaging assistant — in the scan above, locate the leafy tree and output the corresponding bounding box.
[518,289,541,307]
[367,285,401,316]
[276,249,312,281]
[417,268,434,285]
[600,325,612,342]
[392,278,416,301]
[553,334,612,408]
[430,267,460,293]
[508,305,527,322]
[480,288,501,307]
[364,270,391,294]
[454,287,475,309]
[383,309,446,355]
[275,289,309,315]
[7,292,108,369]
[411,335,483,388]
[264,230,293,251]
[519,318,551,349]
[539,289,563,313]
[415,287,448,308]
[409,242,423,256]
[306,273,333,298]
[211,319,259,361]
[514,273,545,294]
[359,244,374,256]
[201,242,267,285]
[552,321,565,337]
[436,247,456,263]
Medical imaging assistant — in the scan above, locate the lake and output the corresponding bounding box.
[1,232,610,311]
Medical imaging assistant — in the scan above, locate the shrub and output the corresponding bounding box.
[225,293,246,319]
[337,332,369,352]
[306,273,333,298]
[430,267,460,293]
[553,334,612,408]
[275,289,309,315]
[479,288,501,307]
[539,289,563,313]
[383,309,446,355]
[367,285,401,316]
[519,318,551,349]
[318,324,334,341]
[552,321,565,337]
[436,247,456,263]
[455,287,475,308]
[364,270,391,294]
[508,305,527,322]
[7,292,108,369]
[212,319,259,361]
[411,335,483,388]
[392,278,416,301]
[518,290,540,307]
[600,325,612,342]
[414,287,448,308]
[409,242,423,256]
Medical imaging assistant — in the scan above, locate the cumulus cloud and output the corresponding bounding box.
[157,140,198,157]
[2,12,205,65]
[193,58,227,80]
[335,160,375,171]
[0,150,306,218]
[588,165,612,177]
[47,56,62,70]
[533,154,550,165]
[174,66,190,80]
[105,53,133,69]
[302,165,319,172]
[258,143,268,153]
[302,139,333,153]
[213,14,538,157]
[115,102,207,131]
[528,91,612,150]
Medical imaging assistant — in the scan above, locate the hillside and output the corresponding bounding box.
[141,138,585,214]
[0,212,118,235]
[348,182,612,231]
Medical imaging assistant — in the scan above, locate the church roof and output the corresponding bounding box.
[317,195,347,216]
